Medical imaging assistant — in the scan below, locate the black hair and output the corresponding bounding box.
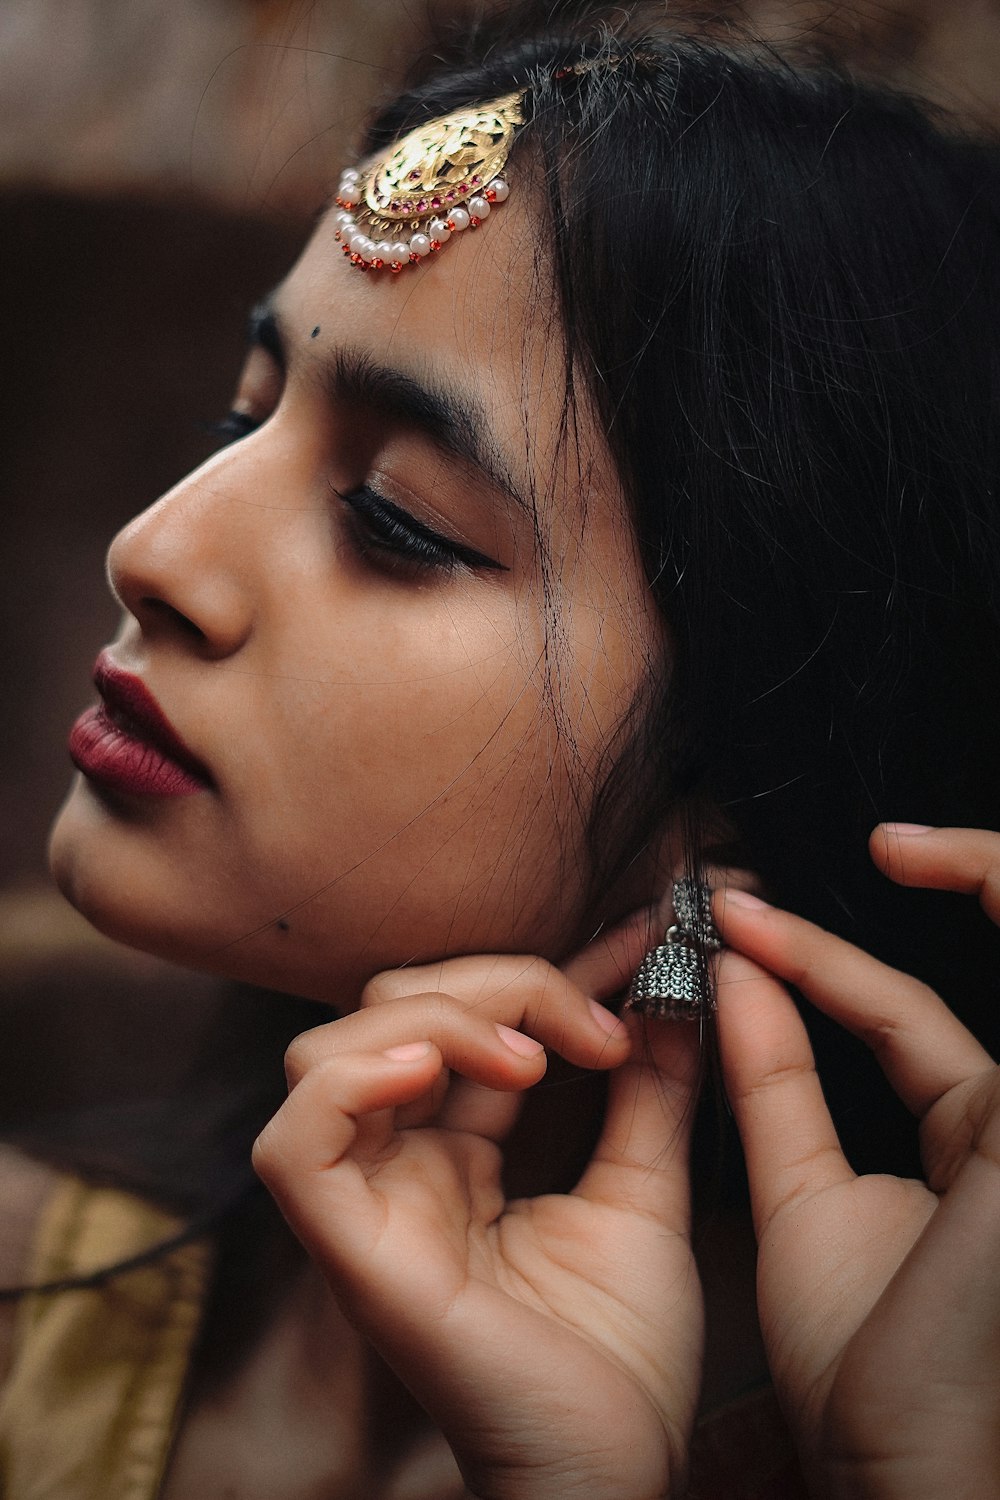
[362,12,1000,1175]
[6,11,1000,1296]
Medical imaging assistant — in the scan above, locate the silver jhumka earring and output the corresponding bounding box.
[625,878,721,1021]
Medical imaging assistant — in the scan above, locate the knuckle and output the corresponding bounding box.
[289,1057,346,1109]
[857,981,938,1053]
[760,1145,844,1228]
[491,954,565,1021]
[359,983,466,1035]
[525,954,562,995]
[858,1012,909,1058]
[362,969,410,1007]
[283,1026,329,1086]
[743,1055,816,1101]
[781,943,827,991]
[362,952,565,1021]
[968,1070,1000,1161]
[283,1032,316,1082]
[510,953,554,986]
[421,991,464,1029]
[283,1032,310,1080]
[982,867,1000,921]
[466,952,554,1005]
[251,1123,279,1180]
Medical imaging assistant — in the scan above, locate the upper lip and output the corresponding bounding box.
[93,651,213,785]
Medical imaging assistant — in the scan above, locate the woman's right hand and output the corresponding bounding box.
[252,926,704,1500]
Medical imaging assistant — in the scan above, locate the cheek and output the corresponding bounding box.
[535,514,662,779]
[224,581,585,978]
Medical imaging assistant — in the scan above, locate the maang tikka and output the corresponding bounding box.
[625,878,722,1021]
[332,90,524,274]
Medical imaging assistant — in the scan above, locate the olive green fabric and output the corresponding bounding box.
[0,1175,804,1499]
[0,1177,212,1499]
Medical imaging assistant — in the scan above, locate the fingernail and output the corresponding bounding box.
[880,822,934,837]
[587,998,627,1038]
[722,889,769,910]
[495,1024,544,1058]
[384,1041,432,1062]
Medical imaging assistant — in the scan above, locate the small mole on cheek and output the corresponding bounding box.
[276,919,291,933]
[311,326,321,339]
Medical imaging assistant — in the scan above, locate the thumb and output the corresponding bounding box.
[574,1013,703,1229]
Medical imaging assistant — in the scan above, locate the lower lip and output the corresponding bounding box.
[69,705,208,798]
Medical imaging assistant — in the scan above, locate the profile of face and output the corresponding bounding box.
[49,186,664,1007]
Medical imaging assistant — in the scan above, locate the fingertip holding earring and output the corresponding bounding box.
[624,878,721,1021]
[721,888,767,911]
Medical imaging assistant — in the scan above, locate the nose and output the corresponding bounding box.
[108,448,258,660]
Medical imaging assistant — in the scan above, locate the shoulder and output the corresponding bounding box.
[0,1146,64,1385]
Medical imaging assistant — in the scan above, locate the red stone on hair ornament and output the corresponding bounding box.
[332,90,523,274]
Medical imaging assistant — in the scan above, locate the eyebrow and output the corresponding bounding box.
[248,300,530,514]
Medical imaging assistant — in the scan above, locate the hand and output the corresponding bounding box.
[715,825,1000,1500]
[253,924,704,1500]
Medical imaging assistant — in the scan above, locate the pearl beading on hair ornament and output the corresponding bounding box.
[332,89,523,275]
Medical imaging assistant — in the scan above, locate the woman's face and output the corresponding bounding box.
[49,193,662,1006]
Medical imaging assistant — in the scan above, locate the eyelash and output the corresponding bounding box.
[205,409,504,576]
[336,486,503,575]
[204,410,261,443]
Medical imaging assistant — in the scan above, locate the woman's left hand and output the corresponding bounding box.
[715,825,1000,1500]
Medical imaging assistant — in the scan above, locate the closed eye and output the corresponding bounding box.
[335,485,507,575]
[203,410,262,445]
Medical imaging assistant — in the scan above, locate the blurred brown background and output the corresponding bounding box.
[2,0,999,975]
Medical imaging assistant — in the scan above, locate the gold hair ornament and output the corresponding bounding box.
[333,90,524,274]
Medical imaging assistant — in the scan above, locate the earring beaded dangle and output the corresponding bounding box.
[332,91,522,275]
[625,878,722,1021]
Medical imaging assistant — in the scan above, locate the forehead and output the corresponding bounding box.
[275,195,597,499]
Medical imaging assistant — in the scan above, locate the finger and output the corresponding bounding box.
[562,907,658,1003]
[575,1014,702,1228]
[716,889,992,1117]
[435,1076,523,1140]
[871,823,1000,925]
[253,1042,447,1251]
[284,997,549,1094]
[363,953,631,1068]
[257,1025,537,1255]
[300,959,630,1080]
[563,876,755,1002]
[715,950,853,1240]
[393,1066,451,1130]
[852,1083,1000,1386]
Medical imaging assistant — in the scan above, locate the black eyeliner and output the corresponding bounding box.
[338,485,508,573]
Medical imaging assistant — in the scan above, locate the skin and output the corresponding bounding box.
[45,188,1000,1497]
[47,192,703,1495]
[49,193,664,1005]
[715,826,1000,1500]
[252,825,1000,1500]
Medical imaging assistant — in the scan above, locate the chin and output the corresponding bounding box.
[48,784,333,1001]
[49,781,216,973]
[50,830,191,969]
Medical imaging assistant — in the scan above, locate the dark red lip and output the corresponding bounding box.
[68,651,212,798]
